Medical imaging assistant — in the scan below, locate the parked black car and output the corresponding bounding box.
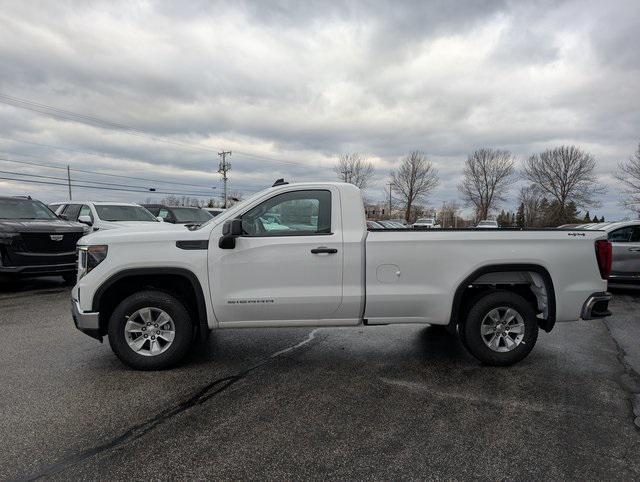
[142,204,213,226]
[0,196,87,282]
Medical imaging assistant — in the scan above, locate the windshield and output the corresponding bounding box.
[196,190,269,230]
[417,218,434,223]
[0,198,57,220]
[171,207,213,223]
[95,205,157,222]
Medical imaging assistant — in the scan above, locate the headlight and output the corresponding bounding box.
[78,245,108,279]
[0,232,18,245]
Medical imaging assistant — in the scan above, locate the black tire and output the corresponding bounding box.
[108,290,194,370]
[460,290,538,366]
[62,272,76,285]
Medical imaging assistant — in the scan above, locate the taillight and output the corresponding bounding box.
[595,240,612,280]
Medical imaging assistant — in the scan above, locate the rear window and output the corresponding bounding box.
[95,205,157,222]
[0,198,57,220]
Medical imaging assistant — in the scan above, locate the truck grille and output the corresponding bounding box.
[19,232,83,253]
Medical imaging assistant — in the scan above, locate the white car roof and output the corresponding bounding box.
[56,201,144,207]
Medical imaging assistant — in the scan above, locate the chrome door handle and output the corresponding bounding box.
[311,247,337,254]
[628,247,640,252]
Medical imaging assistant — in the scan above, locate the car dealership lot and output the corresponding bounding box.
[1,280,639,480]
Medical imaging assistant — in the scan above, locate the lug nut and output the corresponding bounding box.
[144,334,148,338]
[154,323,158,327]
[142,327,146,331]
[151,336,155,340]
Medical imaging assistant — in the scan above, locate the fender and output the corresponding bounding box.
[92,267,208,333]
[449,263,557,332]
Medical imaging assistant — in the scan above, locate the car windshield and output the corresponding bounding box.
[417,219,433,223]
[95,205,157,222]
[171,207,213,223]
[196,190,268,230]
[0,198,57,220]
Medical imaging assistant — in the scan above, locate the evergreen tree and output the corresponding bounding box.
[583,211,591,222]
[516,203,525,228]
[600,215,605,222]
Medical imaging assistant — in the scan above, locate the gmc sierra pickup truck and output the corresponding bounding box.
[71,181,612,370]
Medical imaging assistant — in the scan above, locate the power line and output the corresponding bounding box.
[0,153,218,190]
[0,166,214,194]
[0,174,218,197]
[0,93,312,167]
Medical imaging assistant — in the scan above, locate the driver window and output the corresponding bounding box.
[241,190,331,236]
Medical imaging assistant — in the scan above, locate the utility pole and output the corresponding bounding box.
[388,182,393,219]
[217,151,232,208]
[67,165,72,200]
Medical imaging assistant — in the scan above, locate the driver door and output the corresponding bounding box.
[209,188,343,324]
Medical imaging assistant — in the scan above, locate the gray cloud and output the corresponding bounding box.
[0,0,639,218]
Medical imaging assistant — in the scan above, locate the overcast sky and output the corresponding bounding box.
[0,0,639,219]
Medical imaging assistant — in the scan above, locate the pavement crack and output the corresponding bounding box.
[18,328,322,481]
[603,319,640,431]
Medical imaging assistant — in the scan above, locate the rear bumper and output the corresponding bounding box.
[71,298,102,341]
[581,292,612,320]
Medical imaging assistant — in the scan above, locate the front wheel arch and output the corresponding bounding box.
[93,268,208,337]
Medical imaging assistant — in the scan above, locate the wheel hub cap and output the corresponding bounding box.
[480,307,525,353]
[124,307,176,357]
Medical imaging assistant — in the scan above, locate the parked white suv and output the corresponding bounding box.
[53,202,160,231]
[71,181,612,370]
[412,218,439,229]
[476,220,499,229]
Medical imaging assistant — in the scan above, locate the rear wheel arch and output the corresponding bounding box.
[93,268,208,336]
[450,263,556,332]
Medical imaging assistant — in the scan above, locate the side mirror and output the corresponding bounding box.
[219,219,243,249]
[78,215,93,226]
[156,216,164,222]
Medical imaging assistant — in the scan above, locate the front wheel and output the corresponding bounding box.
[107,290,194,370]
[460,290,539,366]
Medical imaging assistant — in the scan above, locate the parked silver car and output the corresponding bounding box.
[575,221,640,282]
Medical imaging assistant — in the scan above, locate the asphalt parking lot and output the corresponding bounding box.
[1,279,639,480]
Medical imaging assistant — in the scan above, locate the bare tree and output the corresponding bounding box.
[390,151,439,222]
[615,143,640,215]
[439,201,461,228]
[523,146,605,221]
[458,148,516,221]
[518,184,544,227]
[334,153,374,190]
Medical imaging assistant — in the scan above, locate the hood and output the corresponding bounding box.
[99,220,186,230]
[80,222,196,245]
[0,219,86,233]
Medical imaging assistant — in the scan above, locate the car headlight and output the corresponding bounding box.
[0,232,18,245]
[78,245,108,279]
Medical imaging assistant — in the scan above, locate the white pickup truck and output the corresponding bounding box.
[71,181,612,370]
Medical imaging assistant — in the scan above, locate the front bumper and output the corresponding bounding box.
[581,292,612,320]
[71,298,102,341]
[0,262,76,276]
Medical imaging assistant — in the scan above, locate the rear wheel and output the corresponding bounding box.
[460,290,538,366]
[108,290,194,370]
